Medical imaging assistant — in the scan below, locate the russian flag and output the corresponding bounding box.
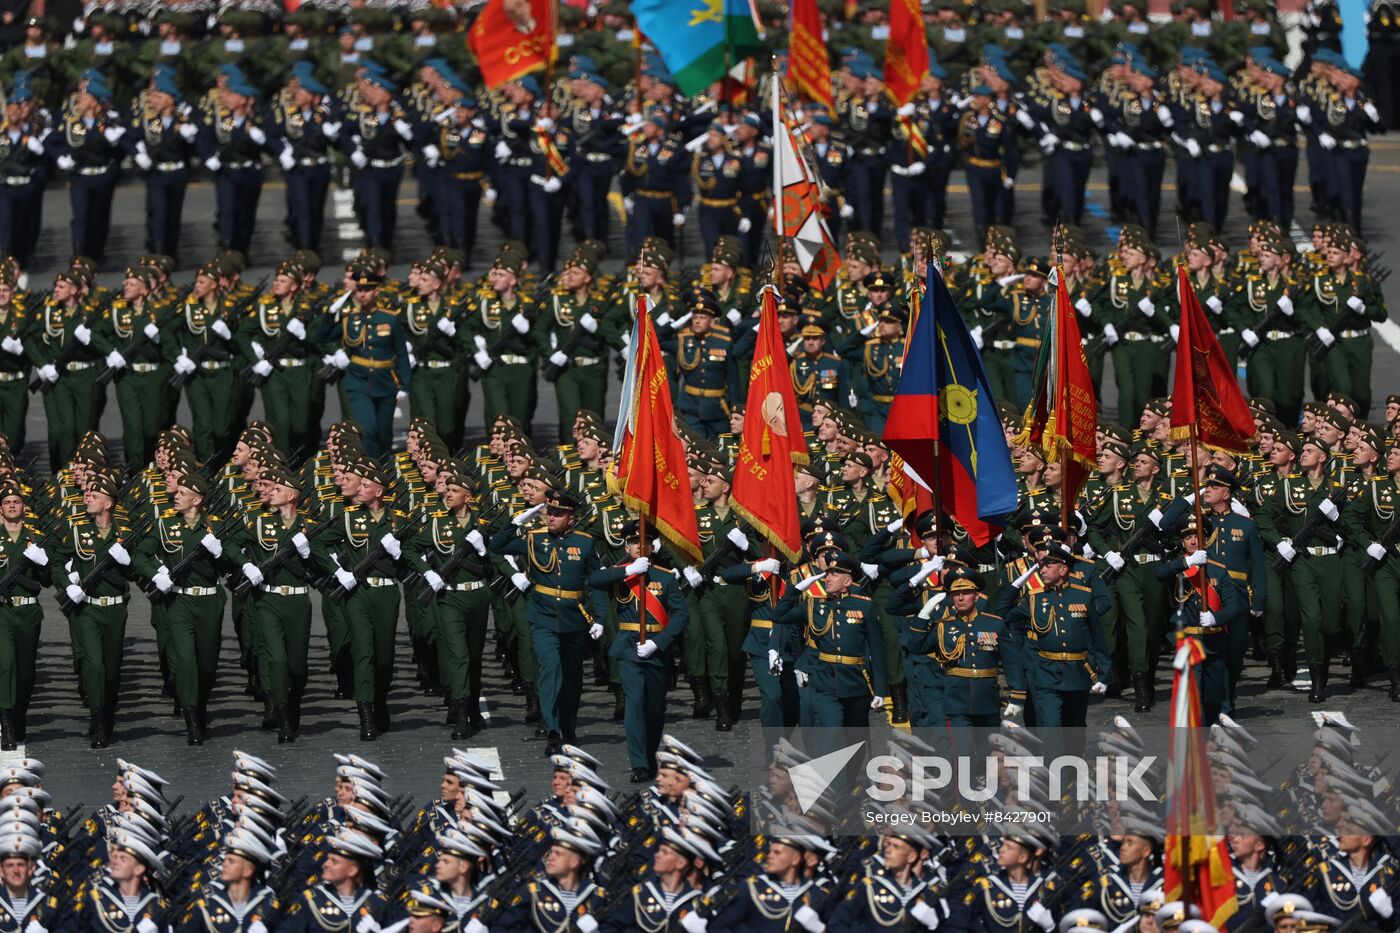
[882,262,1019,546]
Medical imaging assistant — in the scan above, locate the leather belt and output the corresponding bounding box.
[370,157,404,168]
[199,360,228,370]
[618,622,654,632]
[262,584,309,595]
[991,340,1016,350]
[364,576,396,587]
[636,189,671,199]
[1264,330,1294,340]
[1340,139,1368,149]
[1122,332,1151,341]
[154,161,186,172]
[507,157,533,167]
[350,355,394,369]
[857,147,886,157]
[88,595,125,607]
[1180,626,1223,636]
[452,170,483,180]
[1228,570,1248,580]
[684,385,726,397]
[948,667,998,678]
[871,394,893,403]
[1338,329,1369,338]
[816,651,864,666]
[498,354,529,365]
[1058,141,1089,151]
[77,165,112,175]
[129,362,160,373]
[174,585,218,596]
[966,156,1000,168]
[536,585,582,599]
[1015,337,1041,348]
[700,196,737,207]
[446,581,485,591]
[584,153,611,163]
[750,620,773,629]
[223,160,256,170]
[298,157,330,167]
[8,596,35,606]
[1038,650,1087,661]
[573,356,601,367]
[1305,546,1337,557]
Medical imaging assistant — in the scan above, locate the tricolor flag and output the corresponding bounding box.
[883,262,1018,546]
[772,72,840,292]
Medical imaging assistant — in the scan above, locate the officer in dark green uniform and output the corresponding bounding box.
[838,304,906,434]
[0,273,33,454]
[1341,437,1400,701]
[540,243,613,439]
[168,262,241,462]
[32,271,105,470]
[0,483,47,750]
[469,248,538,430]
[318,266,411,462]
[588,519,688,782]
[241,260,321,460]
[103,266,172,470]
[907,567,1014,727]
[664,289,735,440]
[489,488,608,756]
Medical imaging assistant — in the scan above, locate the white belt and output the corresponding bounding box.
[991,340,1016,350]
[1059,141,1089,151]
[507,156,533,167]
[77,165,111,175]
[223,160,256,170]
[1264,330,1295,340]
[277,358,309,367]
[1133,553,1159,564]
[129,362,160,373]
[262,584,310,595]
[1121,332,1151,341]
[66,361,94,370]
[1205,144,1229,153]
[370,157,404,168]
[1306,546,1338,557]
[298,157,330,167]
[154,161,186,172]
[573,356,601,366]
[364,576,397,588]
[1340,139,1368,149]
[498,354,529,365]
[584,153,612,162]
[1338,329,1369,339]
[3,176,33,186]
[8,596,36,606]
[0,372,23,382]
[174,585,218,597]
[424,360,453,368]
[200,360,229,370]
[1137,141,1164,150]
[446,581,485,591]
[88,595,125,606]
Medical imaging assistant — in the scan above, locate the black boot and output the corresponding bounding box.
[593,652,610,687]
[373,701,390,734]
[545,730,563,756]
[713,680,733,732]
[612,685,625,722]
[890,683,909,725]
[1133,673,1152,713]
[451,700,471,740]
[261,696,276,730]
[356,701,378,741]
[275,706,292,744]
[11,706,24,745]
[182,707,203,745]
[524,686,542,728]
[1389,666,1400,702]
[691,680,713,719]
[287,698,301,738]
[1308,665,1326,703]
[1266,652,1285,689]
[630,767,652,783]
[91,709,111,749]
[1349,653,1367,688]
[0,709,14,751]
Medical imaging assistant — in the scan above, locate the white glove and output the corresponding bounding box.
[679,912,708,933]
[727,308,742,325]
[102,125,125,145]
[1012,562,1040,589]
[292,532,311,558]
[996,274,1024,288]
[549,351,569,367]
[861,321,879,337]
[1170,324,1180,343]
[332,349,350,370]
[542,175,562,193]
[108,542,131,566]
[248,922,268,933]
[623,195,635,214]
[22,543,47,566]
[210,319,231,341]
[1200,611,1218,627]
[1228,109,1244,125]
[1,336,22,355]
[767,649,782,675]
[672,212,686,227]
[355,916,379,933]
[1207,295,1223,313]
[56,155,75,172]
[152,568,173,593]
[473,350,493,370]
[378,533,402,559]
[753,558,782,575]
[179,121,199,142]
[1231,500,1251,518]
[840,203,855,219]
[1001,175,1014,189]
[465,920,490,933]
[795,573,826,592]
[137,919,158,933]
[494,140,511,160]
[135,151,153,171]
[1297,105,1312,125]
[1137,297,1155,317]
[334,568,358,591]
[1091,681,1108,695]
[1103,324,1120,346]
[907,161,926,176]
[143,322,161,341]
[424,569,446,592]
[1319,500,1339,521]
[25,135,44,156]
[243,124,265,145]
[1155,105,1174,127]
[1003,702,1022,717]
[1364,101,1381,123]
[1242,329,1260,348]
[1347,295,1366,313]
[1090,107,1105,125]
[204,155,221,172]
[511,572,531,592]
[39,364,58,383]
[624,557,651,575]
[1318,132,1337,149]
[279,148,296,171]
[682,566,704,588]
[737,217,752,233]
[1367,542,1387,561]
[970,325,984,349]
[105,350,126,369]
[393,118,413,141]
[1185,138,1202,158]
[793,906,824,933]
[726,527,750,551]
[480,184,497,205]
[510,314,531,335]
[910,901,941,930]
[200,533,223,557]
[870,695,885,711]
[910,558,944,588]
[1276,541,1296,563]
[429,317,456,339]
[513,503,546,526]
[886,517,904,534]
[1016,108,1036,129]
[1314,327,1335,347]
[571,915,597,933]
[1369,887,1394,919]
[1105,551,1125,572]
[65,584,86,605]
[1186,549,1208,567]
[1075,298,1092,317]
[861,562,880,580]
[73,324,92,345]
[576,312,600,335]
[242,562,265,586]
[1148,508,1164,529]
[1249,130,1271,148]
[350,150,368,169]
[1027,904,1054,932]
[466,529,486,555]
[588,622,604,640]
[1276,294,1294,317]
[1039,133,1059,151]
[636,640,659,659]
[253,360,274,377]
[536,116,556,132]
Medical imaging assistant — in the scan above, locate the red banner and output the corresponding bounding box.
[885,0,930,105]
[788,0,833,109]
[1169,264,1258,453]
[731,288,808,561]
[468,0,554,90]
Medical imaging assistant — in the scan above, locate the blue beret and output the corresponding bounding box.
[648,113,670,131]
[8,80,32,103]
[1133,59,1158,80]
[993,59,1019,86]
[742,112,763,130]
[364,72,397,93]
[928,61,948,80]
[811,110,833,126]
[516,72,540,96]
[970,83,995,96]
[361,59,388,77]
[1059,58,1087,82]
[217,63,246,81]
[1196,61,1226,83]
[86,77,113,102]
[981,42,1009,61]
[421,57,451,74]
[153,72,181,98]
[300,73,328,95]
[228,77,258,98]
[152,62,179,82]
[570,54,599,72]
[443,70,471,96]
[1179,47,1207,63]
[1259,56,1289,77]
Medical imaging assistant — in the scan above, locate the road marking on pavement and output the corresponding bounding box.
[478,698,491,723]
[332,190,355,220]
[338,223,363,239]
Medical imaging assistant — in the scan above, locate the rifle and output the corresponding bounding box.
[321,510,430,602]
[680,531,753,596]
[0,519,61,599]
[57,511,154,613]
[540,274,627,383]
[414,503,509,606]
[1272,494,1338,573]
[467,273,560,380]
[136,503,237,599]
[239,300,318,388]
[1099,518,1162,583]
[229,507,336,600]
[168,276,270,391]
[1365,513,1400,576]
[31,292,112,393]
[96,284,194,388]
[1238,300,1296,361]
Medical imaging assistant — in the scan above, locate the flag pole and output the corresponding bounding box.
[1052,229,1073,535]
[927,258,942,541]
[638,513,649,645]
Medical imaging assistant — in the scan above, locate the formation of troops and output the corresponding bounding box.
[0,717,1398,931]
[0,0,1389,275]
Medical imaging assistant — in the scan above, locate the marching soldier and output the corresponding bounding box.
[403,258,468,452]
[622,113,689,254]
[427,73,490,261]
[343,71,413,250]
[541,244,611,439]
[198,70,270,256]
[69,832,170,933]
[128,69,199,263]
[241,260,320,460]
[790,319,850,432]
[470,249,538,430]
[273,67,340,254]
[903,566,1014,728]
[52,73,124,263]
[0,276,30,453]
[169,262,242,463]
[0,482,47,750]
[691,122,743,258]
[566,68,624,246]
[0,74,49,273]
[176,827,283,932]
[664,289,736,441]
[104,266,171,469]
[281,831,392,933]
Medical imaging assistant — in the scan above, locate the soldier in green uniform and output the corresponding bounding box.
[166,263,239,462]
[540,244,612,439]
[907,567,1014,728]
[974,256,1054,409]
[31,271,106,470]
[315,459,412,740]
[0,483,48,750]
[50,473,138,748]
[489,488,608,756]
[1312,228,1387,418]
[664,289,735,440]
[1257,436,1345,702]
[103,267,172,470]
[1236,234,1311,427]
[319,267,411,462]
[1102,231,1172,424]
[1341,436,1400,701]
[411,466,495,740]
[133,472,231,746]
[242,260,321,461]
[0,274,34,453]
[588,519,688,782]
[469,249,539,430]
[789,319,851,432]
[838,304,905,434]
[401,258,468,451]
